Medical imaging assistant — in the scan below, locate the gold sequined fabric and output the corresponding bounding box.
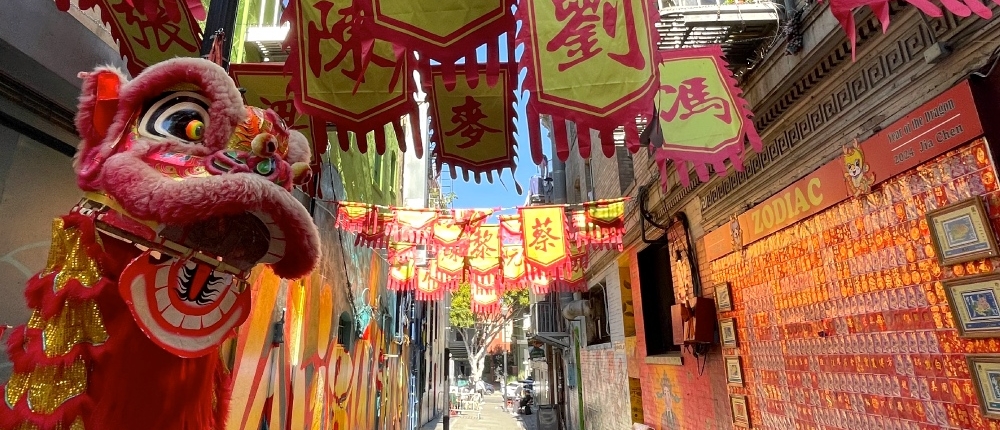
[25,299,108,357]
[3,217,111,429]
[41,218,104,291]
[4,359,87,415]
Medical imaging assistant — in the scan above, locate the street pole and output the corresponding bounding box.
[503,350,508,383]
[443,347,450,430]
[199,0,241,70]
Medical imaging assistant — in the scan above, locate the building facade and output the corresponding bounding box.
[0,0,128,382]
[562,1,1000,429]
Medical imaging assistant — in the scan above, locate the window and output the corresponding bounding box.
[615,144,634,194]
[372,153,383,187]
[585,281,611,345]
[584,160,595,200]
[337,312,354,352]
[637,243,680,356]
[388,152,397,188]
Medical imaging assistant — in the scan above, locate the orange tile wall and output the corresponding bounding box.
[709,139,1000,429]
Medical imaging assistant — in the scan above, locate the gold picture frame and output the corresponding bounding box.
[943,273,1000,338]
[725,355,744,387]
[927,197,999,266]
[715,282,732,312]
[730,394,751,428]
[720,318,737,348]
[967,355,1000,419]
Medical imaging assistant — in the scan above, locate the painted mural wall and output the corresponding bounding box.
[226,159,409,430]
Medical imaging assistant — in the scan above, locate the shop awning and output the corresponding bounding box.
[529,333,568,349]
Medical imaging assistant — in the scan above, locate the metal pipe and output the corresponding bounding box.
[199,0,241,70]
[551,121,568,204]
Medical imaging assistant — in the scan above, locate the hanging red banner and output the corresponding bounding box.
[467,224,501,283]
[556,257,587,293]
[336,201,378,234]
[388,242,417,291]
[61,0,202,76]
[355,212,393,249]
[520,206,570,279]
[432,214,467,251]
[499,214,522,246]
[654,46,762,188]
[471,285,501,315]
[57,0,207,23]
[230,63,329,173]
[429,63,517,183]
[391,208,439,244]
[582,198,626,250]
[285,0,420,156]
[415,264,445,301]
[501,245,526,291]
[357,0,515,87]
[826,0,996,62]
[434,246,466,289]
[517,0,659,163]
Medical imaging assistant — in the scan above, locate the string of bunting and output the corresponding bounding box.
[332,198,628,313]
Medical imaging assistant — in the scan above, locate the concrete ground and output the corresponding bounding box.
[420,394,538,430]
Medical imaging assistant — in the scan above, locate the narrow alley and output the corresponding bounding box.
[4,0,1000,430]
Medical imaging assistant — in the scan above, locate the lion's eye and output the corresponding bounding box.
[138,91,210,143]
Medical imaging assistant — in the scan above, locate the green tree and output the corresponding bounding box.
[449,284,529,382]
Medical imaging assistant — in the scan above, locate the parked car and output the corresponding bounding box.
[503,382,520,398]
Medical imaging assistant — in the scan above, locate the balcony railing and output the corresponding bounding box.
[532,300,566,334]
[245,0,289,63]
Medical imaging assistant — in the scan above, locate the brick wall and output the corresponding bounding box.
[574,263,633,430]
[627,237,732,430]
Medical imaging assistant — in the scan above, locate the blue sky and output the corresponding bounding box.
[442,32,552,218]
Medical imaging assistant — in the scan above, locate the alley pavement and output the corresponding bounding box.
[420,394,538,430]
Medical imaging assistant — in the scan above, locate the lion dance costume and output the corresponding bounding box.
[0,58,320,430]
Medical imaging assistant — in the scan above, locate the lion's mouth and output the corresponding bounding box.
[120,250,251,357]
[157,210,285,273]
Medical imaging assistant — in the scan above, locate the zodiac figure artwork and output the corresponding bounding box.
[843,139,876,197]
[0,58,320,430]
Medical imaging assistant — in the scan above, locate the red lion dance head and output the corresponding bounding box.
[0,58,320,430]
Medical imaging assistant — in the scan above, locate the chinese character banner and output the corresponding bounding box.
[357,0,516,88]
[329,199,630,301]
[57,0,202,76]
[285,0,421,156]
[654,46,762,188]
[516,0,659,164]
[428,63,518,183]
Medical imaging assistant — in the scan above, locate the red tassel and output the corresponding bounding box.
[527,103,544,165]
[599,127,615,158]
[577,124,592,159]
[465,56,480,89]
[375,128,388,155]
[486,39,501,87]
[393,120,407,153]
[338,130,351,152]
[553,118,569,161]
[441,61,457,91]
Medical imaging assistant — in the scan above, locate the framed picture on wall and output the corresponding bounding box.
[943,274,1000,338]
[967,355,1000,419]
[927,197,999,266]
[720,318,738,348]
[715,283,733,312]
[730,394,751,428]
[725,355,744,387]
